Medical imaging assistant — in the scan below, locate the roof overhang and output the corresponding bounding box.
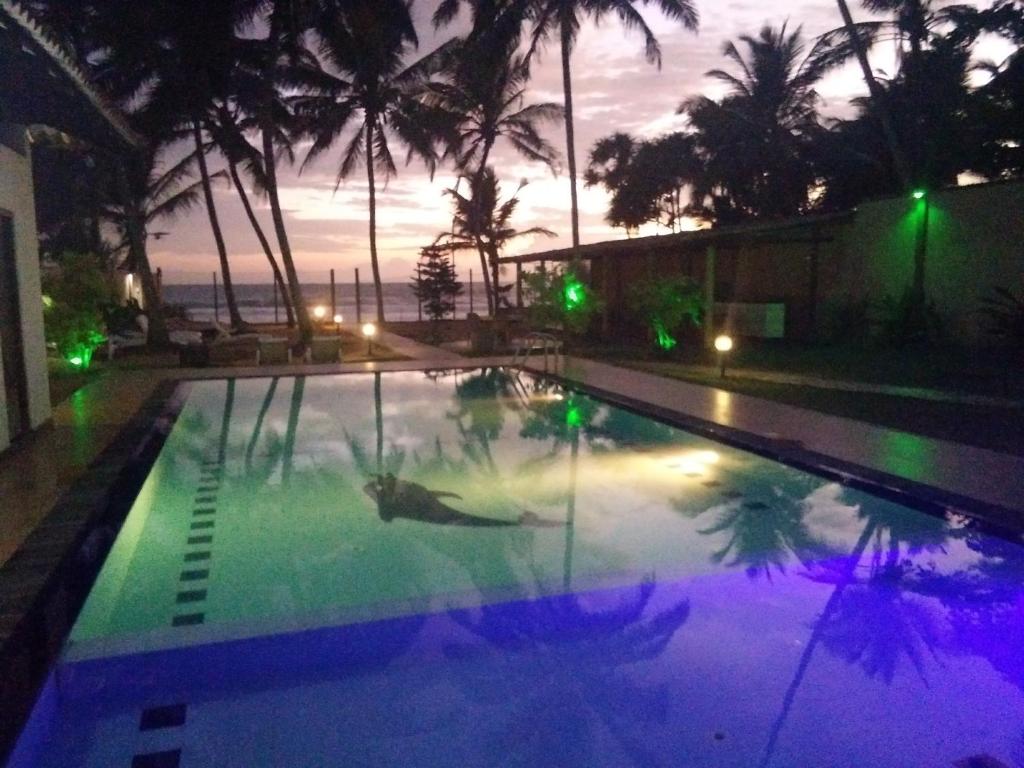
[0,0,139,152]
[499,210,855,265]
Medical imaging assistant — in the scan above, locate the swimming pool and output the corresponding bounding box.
[7,368,1024,767]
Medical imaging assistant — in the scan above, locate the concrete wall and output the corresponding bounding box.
[0,131,52,452]
[834,181,1024,342]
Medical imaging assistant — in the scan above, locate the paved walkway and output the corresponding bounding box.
[527,356,1024,516]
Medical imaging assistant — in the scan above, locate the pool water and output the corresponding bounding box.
[7,369,1024,767]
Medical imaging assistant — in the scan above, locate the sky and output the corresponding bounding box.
[149,0,1008,285]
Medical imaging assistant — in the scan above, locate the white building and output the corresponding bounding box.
[0,0,137,451]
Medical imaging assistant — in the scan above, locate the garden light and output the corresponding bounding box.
[362,322,377,355]
[313,305,327,321]
[912,189,927,201]
[714,334,733,378]
[333,314,343,325]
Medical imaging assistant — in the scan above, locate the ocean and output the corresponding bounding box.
[162,281,496,324]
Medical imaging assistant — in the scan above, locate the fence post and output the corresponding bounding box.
[213,271,219,323]
[330,268,336,321]
[416,265,422,322]
[355,268,362,324]
[273,278,279,324]
[469,268,474,315]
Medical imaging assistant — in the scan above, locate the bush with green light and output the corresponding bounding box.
[629,276,704,351]
[523,263,603,335]
[42,252,115,370]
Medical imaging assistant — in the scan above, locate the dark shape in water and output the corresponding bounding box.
[363,474,563,528]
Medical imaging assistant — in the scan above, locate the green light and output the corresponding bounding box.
[64,339,101,370]
[653,320,677,350]
[562,274,587,312]
[565,403,583,427]
[912,189,926,200]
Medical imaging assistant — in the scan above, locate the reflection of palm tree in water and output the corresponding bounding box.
[444,579,691,768]
[680,482,832,581]
[759,501,952,767]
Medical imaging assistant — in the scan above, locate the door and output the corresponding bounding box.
[0,212,30,441]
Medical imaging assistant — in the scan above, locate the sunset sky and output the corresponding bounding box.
[149,0,1008,285]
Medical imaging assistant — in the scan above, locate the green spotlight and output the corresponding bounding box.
[565,404,583,428]
[912,189,927,200]
[562,274,586,312]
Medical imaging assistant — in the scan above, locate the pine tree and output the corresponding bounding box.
[412,246,463,339]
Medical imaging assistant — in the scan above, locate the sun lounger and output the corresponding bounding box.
[304,335,342,364]
[257,336,291,365]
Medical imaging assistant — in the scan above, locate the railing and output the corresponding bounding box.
[511,332,563,374]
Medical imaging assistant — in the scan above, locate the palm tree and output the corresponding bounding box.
[527,0,699,252]
[208,105,296,327]
[438,167,555,310]
[298,0,455,324]
[424,50,562,313]
[231,3,321,344]
[103,147,220,346]
[830,0,915,190]
[93,1,247,327]
[680,24,839,221]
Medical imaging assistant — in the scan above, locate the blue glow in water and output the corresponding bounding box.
[7,370,1024,768]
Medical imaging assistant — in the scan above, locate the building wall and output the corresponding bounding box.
[0,131,52,452]
[835,181,1024,342]
[586,180,1024,345]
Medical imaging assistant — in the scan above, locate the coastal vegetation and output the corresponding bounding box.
[20,0,1024,348]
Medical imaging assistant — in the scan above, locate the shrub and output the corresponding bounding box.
[628,275,704,351]
[979,286,1024,353]
[42,252,114,369]
[523,262,603,335]
[872,289,944,346]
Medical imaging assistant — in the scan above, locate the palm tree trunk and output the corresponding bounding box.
[472,149,497,315]
[115,165,169,346]
[192,119,243,328]
[758,518,879,767]
[489,243,501,313]
[227,159,295,327]
[834,0,914,190]
[560,14,581,253]
[261,115,312,345]
[366,123,386,324]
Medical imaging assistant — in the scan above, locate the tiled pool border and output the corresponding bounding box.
[1,363,1021,763]
[0,380,189,761]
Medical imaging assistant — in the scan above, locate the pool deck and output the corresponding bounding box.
[1,344,1022,569]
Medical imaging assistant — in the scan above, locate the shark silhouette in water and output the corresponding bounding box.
[363,474,564,528]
